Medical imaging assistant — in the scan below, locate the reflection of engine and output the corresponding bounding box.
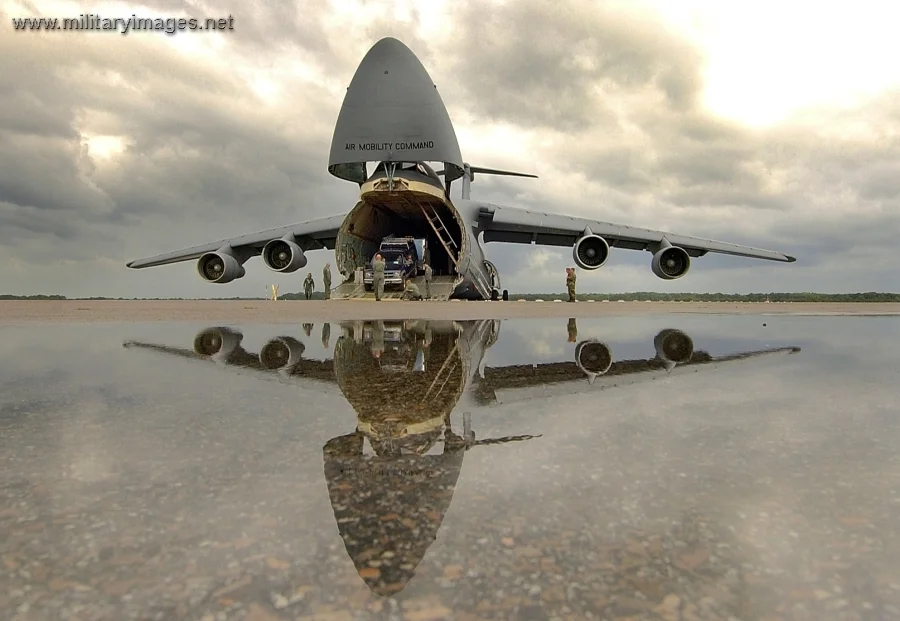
[574,339,613,376]
[651,246,690,280]
[193,327,242,361]
[573,234,610,270]
[259,337,305,370]
[262,236,307,273]
[654,329,694,364]
[197,250,246,283]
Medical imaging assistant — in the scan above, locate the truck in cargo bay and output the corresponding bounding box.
[363,236,425,291]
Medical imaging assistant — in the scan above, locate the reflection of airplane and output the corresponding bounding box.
[125,37,796,301]
[122,321,799,596]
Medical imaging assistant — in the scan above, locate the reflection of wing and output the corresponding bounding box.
[475,345,801,405]
[475,202,795,263]
[122,336,339,392]
[126,214,346,268]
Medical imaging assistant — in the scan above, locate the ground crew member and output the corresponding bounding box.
[303,273,314,300]
[567,317,577,342]
[423,262,432,299]
[323,263,332,299]
[403,254,414,278]
[401,278,423,300]
[372,253,386,301]
[566,267,577,302]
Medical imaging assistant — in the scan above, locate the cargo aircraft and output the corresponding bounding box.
[126,37,796,301]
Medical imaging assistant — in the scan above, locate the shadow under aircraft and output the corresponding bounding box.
[123,321,800,596]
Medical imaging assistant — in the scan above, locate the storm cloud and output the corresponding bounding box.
[0,0,898,298]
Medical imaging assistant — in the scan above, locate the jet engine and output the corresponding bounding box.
[573,234,610,270]
[651,246,690,280]
[193,327,242,362]
[197,251,246,283]
[653,329,694,364]
[262,236,307,273]
[575,339,613,376]
[259,337,305,371]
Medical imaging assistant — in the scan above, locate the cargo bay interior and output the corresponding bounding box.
[334,161,465,279]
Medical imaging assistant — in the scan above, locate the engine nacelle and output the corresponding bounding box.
[262,237,307,273]
[575,339,613,377]
[651,246,690,280]
[573,234,610,270]
[193,327,242,362]
[259,337,305,371]
[654,329,694,364]
[197,251,246,283]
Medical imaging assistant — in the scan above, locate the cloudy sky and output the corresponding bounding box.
[2,0,899,298]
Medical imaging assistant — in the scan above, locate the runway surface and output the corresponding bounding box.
[1,299,899,323]
[2,314,899,620]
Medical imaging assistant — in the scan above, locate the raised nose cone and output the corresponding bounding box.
[328,37,464,183]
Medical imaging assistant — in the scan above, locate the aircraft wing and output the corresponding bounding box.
[474,202,795,263]
[121,338,341,393]
[475,345,801,406]
[126,213,347,268]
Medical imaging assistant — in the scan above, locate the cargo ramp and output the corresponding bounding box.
[330,275,457,301]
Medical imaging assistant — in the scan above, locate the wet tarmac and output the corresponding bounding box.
[1,315,898,621]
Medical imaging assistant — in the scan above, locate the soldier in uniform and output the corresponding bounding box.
[403,253,414,278]
[303,273,315,300]
[401,278,423,300]
[567,317,578,343]
[423,262,433,299]
[372,253,386,301]
[566,267,577,302]
[323,263,332,299]
[303,323,313,337]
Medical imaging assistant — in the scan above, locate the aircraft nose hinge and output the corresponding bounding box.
[385,162,397,192]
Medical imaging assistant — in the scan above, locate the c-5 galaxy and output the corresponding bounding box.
[126,37,796,300]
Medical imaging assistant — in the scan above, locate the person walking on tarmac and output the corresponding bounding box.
[303,273,315,300]
[566,267,577,302]
[423,262,433,299]
[372,253,386,301]
[323,263,332,299]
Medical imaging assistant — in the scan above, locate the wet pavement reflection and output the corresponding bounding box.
[1,316,899,620]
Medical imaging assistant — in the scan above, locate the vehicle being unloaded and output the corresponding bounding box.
[363,236,423,291]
